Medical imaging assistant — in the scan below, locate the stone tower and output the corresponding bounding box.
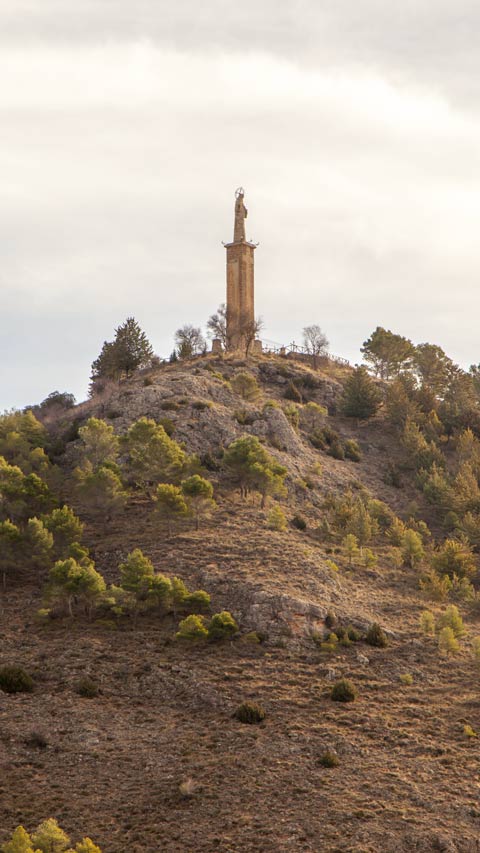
[224,187,257,352]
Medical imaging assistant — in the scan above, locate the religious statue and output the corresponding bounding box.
[233,187,248,242]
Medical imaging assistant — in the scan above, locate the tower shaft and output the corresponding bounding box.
[225,188,257,352]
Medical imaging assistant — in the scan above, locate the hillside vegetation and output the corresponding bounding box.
[2,344,480,853]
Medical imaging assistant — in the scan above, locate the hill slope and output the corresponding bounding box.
[1,354,479,853]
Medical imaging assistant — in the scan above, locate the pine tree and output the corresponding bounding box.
[77,418,119,470]
[119,549,155,597]
[90,317,154,385]
[341,367,381,419]
[361,327,415,379]
[401,529,424,568]
[154,484,188,536]
[181,475,216,529]
[123,417,186,494]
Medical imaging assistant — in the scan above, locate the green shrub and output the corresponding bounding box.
[331,678,357,702]
[365,623,388,648]
[420,610,435,636]
[399,673,413,685]
[231,372,260,401]
[291,514,307,531]
[284,381,302,403]
[346,626,361,642]
[419,569,452,601]
[344,439,362,462]
[208,610,239,641]
[267,505,287,531]
[319,751,340,767]
[182,590,211,614]
[328,440,345,461]
[191,399,212,411]
[234,701,266,724]
[437,604,465,638]
[0,666,33,694]
[242,631,264,645]
[176,614,208,642]
[325,610,337,629]
[432,539,477,579]
[160,400,180,411]
[75,677,99,698]
[438,626,460,656]
[319,632,338,652]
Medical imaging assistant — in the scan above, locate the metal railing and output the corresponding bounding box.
[259,339,349,366]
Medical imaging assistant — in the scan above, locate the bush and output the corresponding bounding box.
[182,590,211,614]
[438,626,460,656]
[325,610,337,629]
[331,678,357,702]
[291,514,307,531]
[420,610,435,636]
[432,539,477,579]
[0,665,33,694]
[346,626,361,642]
[365,623,388,648]
[208,610,239,641]
[437,604,465,638]
[328,440,345,461]
[267,505,287,531]
[75,677,99,698]
[284,381,302,403]
[344,439,362,462]
[319,751,339,768]
[234,701,266,724]
[399,673,413,685]
[231,372,260,401]
[25,730,48,749]
[176,614,209,642]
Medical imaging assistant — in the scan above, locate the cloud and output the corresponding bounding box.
[1,10,480,408]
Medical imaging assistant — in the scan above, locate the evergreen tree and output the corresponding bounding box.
[401,529,424,568]
[361,327,415,379]
[154,484,188,536]
[0,520,22,588]
[181,475,216,529]
[223,436,287,507]
[77,418,119,470]
[123,417,186,494]
[341,367,381,419]
[432,538,477,579]
[47,558,106,617]
[90,317,154,385]
[75,465,127,522]
[413,343,453,395]
[2,826,34,853]
[119,549,155,597]
[23,517,54,571]
[42,506,84,559]
[31,818,71,853]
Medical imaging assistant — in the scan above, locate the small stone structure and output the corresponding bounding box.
[224,188,259,353]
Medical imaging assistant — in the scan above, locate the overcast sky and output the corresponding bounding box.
[2,1,480,409]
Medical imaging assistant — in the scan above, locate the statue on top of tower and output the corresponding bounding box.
[233,187,248,242]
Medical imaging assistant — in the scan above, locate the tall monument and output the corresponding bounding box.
[224,187,257,352]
